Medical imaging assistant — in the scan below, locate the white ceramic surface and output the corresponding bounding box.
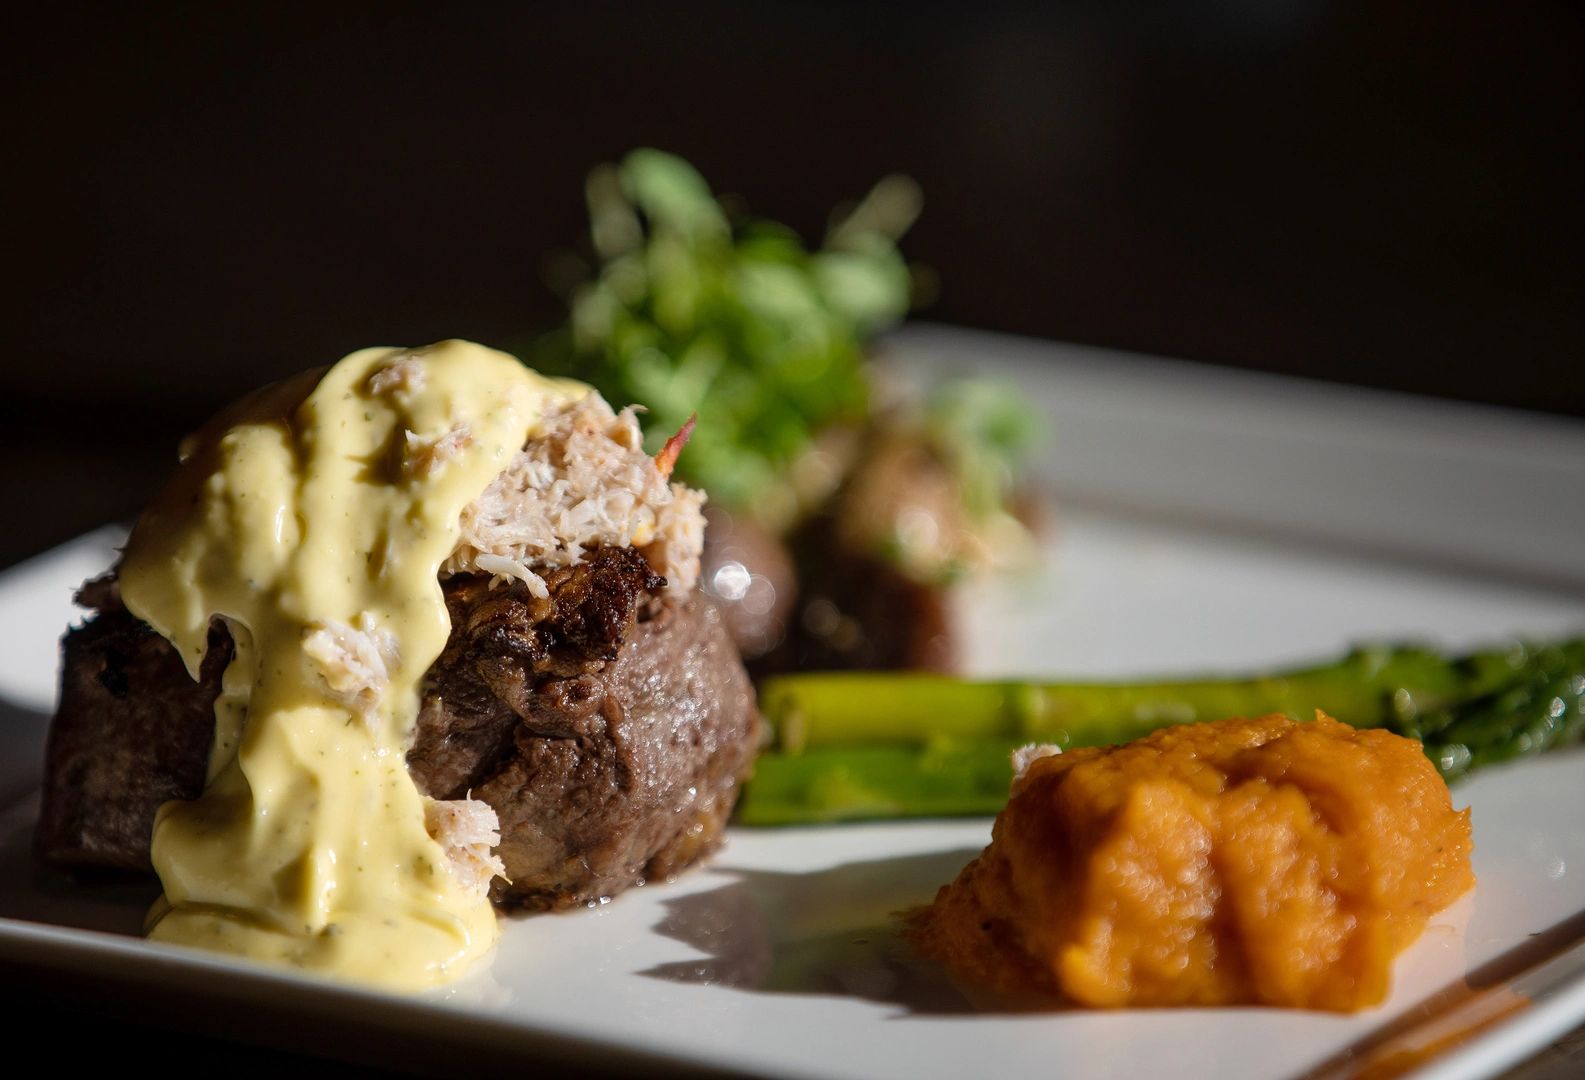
[2,329,1584,1079]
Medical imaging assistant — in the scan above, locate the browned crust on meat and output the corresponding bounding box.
[416,590,759,909]
[36,551,761,911]
[35,583,230,872]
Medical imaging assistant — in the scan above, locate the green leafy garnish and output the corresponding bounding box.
[535,150,920,526]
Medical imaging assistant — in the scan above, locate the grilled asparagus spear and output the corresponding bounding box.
[736,638,1585,825]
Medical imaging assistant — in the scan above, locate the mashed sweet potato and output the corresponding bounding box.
[910,713,1474,1011]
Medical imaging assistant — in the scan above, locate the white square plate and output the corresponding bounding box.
[3,326,1584,1079]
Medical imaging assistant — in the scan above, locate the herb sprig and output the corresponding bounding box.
[535,150,920,525]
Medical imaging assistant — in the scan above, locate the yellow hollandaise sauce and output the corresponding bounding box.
[119,340,587,990]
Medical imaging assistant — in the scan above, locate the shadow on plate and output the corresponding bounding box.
[0,807,160,937]
[0,698,51,808]
[639,846,1060,1017]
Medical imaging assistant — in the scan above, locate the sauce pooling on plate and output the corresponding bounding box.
[120,341,587,990]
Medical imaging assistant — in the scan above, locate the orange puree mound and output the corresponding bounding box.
[911,713,1474,1011]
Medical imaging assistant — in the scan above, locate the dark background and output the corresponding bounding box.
[4,1,1583,572]
[3,6,1584,1071]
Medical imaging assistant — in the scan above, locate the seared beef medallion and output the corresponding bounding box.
[38,546,760,910]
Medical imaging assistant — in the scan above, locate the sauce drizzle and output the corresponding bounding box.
[120,341,586,989]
